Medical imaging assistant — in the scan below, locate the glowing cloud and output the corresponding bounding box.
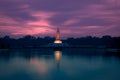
[0,0,120,38]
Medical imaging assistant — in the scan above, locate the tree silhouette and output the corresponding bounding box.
[0,35,120,48]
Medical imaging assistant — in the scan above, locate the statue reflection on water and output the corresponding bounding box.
[54,50,62,68]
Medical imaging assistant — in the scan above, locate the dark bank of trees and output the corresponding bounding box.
[0,35,120,48]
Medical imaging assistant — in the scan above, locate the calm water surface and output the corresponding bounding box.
[0,48,120,80]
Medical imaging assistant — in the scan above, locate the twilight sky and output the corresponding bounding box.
[0,0,120,38]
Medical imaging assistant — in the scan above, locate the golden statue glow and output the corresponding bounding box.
[54,28,62,44]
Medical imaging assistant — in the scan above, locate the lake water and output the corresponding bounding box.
[0,48,120,80]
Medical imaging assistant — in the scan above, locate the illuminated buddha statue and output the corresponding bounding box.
[54,28,62,44]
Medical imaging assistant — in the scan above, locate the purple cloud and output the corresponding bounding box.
[0,0,120,38]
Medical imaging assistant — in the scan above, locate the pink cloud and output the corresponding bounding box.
[63,19,80,26]
[104,0,120,4]
[27,20,51,27]
[20,4,30,9]
[31,11,57,19]
[60,25,120,38]
[83,26,101,29]
[0,0,120,38]
[0,11,56,37]
[0,25,54,36]
[27,11,57,27]
[0,15,19,25]
[12,27,54,35]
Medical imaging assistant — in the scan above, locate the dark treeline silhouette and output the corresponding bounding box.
[0,35,120,48]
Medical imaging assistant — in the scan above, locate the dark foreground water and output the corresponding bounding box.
[0,48,120,80]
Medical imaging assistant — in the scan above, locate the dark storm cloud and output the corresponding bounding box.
[0,0,120,38]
